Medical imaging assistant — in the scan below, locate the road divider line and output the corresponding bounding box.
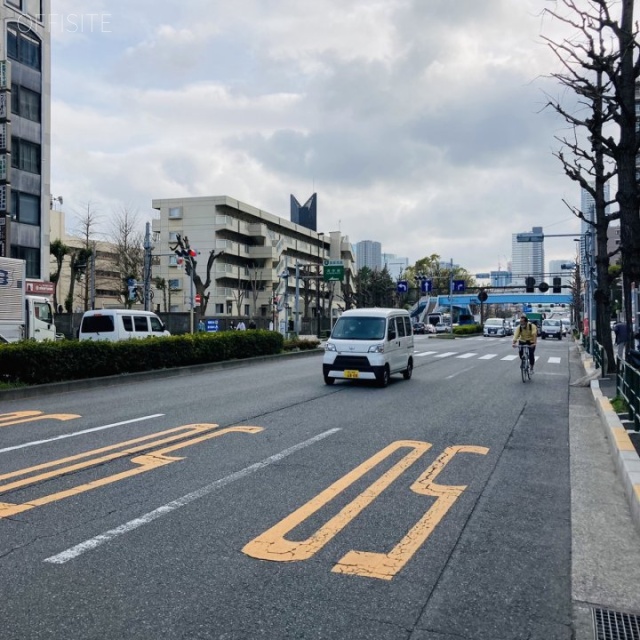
[0,415,165,455]
[44,428,342,565]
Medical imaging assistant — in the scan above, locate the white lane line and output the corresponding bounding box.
[0,415,165,455]
[478,354,497,360]
[548,357,561,364]
[415,351,437,357]
[44,428,342,565]
[434,352,457,358]
[456,353,476,359]
[446,366,475,379]
[501,355,519,361]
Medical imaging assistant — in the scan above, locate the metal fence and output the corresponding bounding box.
[616,357,640,431]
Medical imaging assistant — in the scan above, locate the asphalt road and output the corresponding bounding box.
[0,335,574,639]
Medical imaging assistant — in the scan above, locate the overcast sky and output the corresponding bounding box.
[50,0,590,276]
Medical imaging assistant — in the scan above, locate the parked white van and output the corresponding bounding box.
[78,309,170,342]
[322,308,414,387]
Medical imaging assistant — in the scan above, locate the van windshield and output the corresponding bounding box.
[81,316,115,333]
[331,317,386,340]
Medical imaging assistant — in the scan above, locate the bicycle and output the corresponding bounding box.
[517,343,532,383]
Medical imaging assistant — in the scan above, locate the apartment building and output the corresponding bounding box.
[151,196,356,327]
[0,0,51,279]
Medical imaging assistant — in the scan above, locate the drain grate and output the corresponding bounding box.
[593,607,640,640]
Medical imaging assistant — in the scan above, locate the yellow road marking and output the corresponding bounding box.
[242,440,432,562]
[0,411,80,428]
[333,445,489,579]
[243,441,489,580]
[0,423,263,518]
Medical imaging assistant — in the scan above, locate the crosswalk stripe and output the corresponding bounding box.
[501,355,519,361]
[456,353,477,359]
[478,354,497,360]
[435,352,457,358]
[548,357,561,364]
[415,351,437,357]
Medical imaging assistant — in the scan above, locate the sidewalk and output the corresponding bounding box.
[579,346,640,531]
[571,343,640,639]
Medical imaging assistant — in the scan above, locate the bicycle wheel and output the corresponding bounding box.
[521,360,527,383]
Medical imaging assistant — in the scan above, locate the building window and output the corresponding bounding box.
[7,24,41,70]
[215,304,224,314]
[244,304,250,316]
[11,137,41,173]
[11,191,40,225]
[11,84,41,122]
[10,245,39,278]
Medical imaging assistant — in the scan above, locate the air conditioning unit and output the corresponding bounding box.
[168,207,183,220]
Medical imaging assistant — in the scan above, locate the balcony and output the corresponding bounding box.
[248,244,278,260]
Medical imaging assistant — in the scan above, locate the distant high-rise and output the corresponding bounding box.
[511,227,545,286]
[290,193,317,231]
[355,240,382,271]
[382,253,409,279]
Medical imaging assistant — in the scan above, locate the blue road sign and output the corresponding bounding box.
[523,305,532,313]
[206,319,219,332]
[397,280,408,293]
[421,279,432,293]
[453,280,465,292]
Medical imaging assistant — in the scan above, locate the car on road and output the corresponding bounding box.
[540,318,562,340]
[323,308,414,386]
[424,323,436,334]
[483,318,509,337]
[435,322,449,333]
[412,322,426,334]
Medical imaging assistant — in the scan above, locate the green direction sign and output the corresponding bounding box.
[323,259,344,282]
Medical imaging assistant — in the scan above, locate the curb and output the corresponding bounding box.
[580,349,640,533]
[0,347,324,402]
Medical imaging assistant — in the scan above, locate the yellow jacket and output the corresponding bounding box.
[513,322,537,344]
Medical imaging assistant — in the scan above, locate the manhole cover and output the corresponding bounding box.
[593,607,640,640]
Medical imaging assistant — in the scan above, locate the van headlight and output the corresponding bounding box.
[325,342,336,352]
[368,343,384,353]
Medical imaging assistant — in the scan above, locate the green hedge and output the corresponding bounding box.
[452,324,482,335]
[0,330,284,386]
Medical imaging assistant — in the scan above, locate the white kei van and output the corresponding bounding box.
[78,309,170,342]
[322,308,414,387]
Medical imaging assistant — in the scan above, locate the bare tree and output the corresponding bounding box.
[72,201,104,311]
[49,239,69,312]
[169,233,224,317]
[109,206,145,308]
[247,263,266,318]
[543,0,621,370]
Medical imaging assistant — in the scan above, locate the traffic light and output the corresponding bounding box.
[525,277,535,293]
[538,282,549,293]
[553,277,562,293]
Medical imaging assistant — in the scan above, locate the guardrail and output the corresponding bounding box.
[616,357,640,431]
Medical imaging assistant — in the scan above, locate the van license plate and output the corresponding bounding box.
[344,370,359,379]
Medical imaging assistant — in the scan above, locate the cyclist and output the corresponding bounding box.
[512,314,537,373]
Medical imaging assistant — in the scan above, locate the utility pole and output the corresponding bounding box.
[143,222,152,312]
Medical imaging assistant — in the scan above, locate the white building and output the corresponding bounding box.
[151,196,356,329]
[511,227,545,287]
[0,0,52,280]
[355,240,382,271]
[382,253,409,279]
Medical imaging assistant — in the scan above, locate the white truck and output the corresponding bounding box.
[0,256,56,343]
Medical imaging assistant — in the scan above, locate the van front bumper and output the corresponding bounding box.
[323,354,383,380]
